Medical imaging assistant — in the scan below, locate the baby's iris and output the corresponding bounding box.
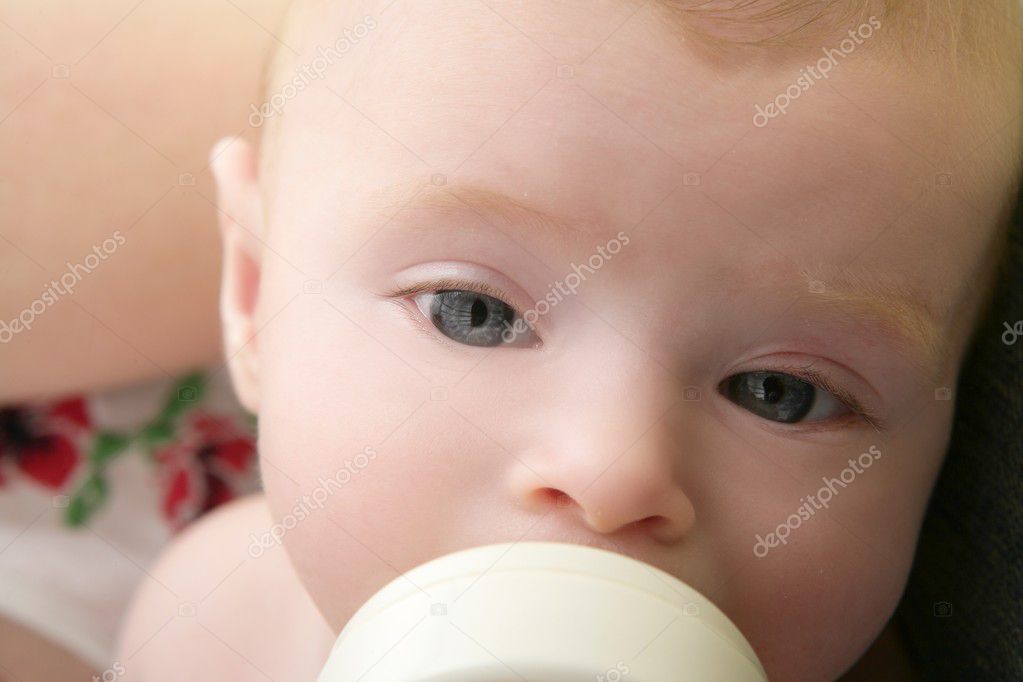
[426,290,517,347]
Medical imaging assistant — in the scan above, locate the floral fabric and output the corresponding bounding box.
[0,373,257,530]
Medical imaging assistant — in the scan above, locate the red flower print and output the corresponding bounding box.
[0,397,90,490]
[156,412,256,529]
[162,468,191,525]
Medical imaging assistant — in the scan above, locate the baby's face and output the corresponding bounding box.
[227,2,1017,679]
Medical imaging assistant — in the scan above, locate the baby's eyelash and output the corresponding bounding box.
[385,278,515,307]
[769,361,886,432]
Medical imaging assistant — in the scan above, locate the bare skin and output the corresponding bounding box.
[116,496,334,682]
[0,0,291,402]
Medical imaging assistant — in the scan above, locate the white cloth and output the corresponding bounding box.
[0,372,255,667]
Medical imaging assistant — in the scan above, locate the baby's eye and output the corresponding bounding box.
[721,371,851,424]
[414,290,536,348]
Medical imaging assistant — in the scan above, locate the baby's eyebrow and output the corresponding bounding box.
[797,268,948,383]
[365,181,591,242]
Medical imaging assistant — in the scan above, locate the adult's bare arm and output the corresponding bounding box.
[0,0,289,402]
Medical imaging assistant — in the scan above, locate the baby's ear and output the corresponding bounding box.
[210,137,263,413]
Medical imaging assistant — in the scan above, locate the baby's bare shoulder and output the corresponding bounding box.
[117,494,334,682]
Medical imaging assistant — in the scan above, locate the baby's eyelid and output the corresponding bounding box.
[388,278,504,303]
[386,277,528,316]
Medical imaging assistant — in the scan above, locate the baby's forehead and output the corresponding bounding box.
[272,1,1005,208]
[273,0,1015,167]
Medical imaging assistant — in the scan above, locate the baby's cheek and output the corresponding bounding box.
[723,443,939,680]
[250,300,439,626]
[257,449,422,630]
[696,428,945,680]
[733,514,911,681]
[256,398,507,629]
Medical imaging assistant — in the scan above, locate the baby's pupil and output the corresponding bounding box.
[761,376,783,404]
[470,297,488,327]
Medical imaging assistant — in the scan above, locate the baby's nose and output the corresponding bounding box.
[506,340,698,543]
[509,427,696,544]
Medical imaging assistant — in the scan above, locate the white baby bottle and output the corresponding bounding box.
[317,542,768,681]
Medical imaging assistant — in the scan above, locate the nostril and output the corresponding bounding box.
[536,487,576,509]
[635,515,669,533]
